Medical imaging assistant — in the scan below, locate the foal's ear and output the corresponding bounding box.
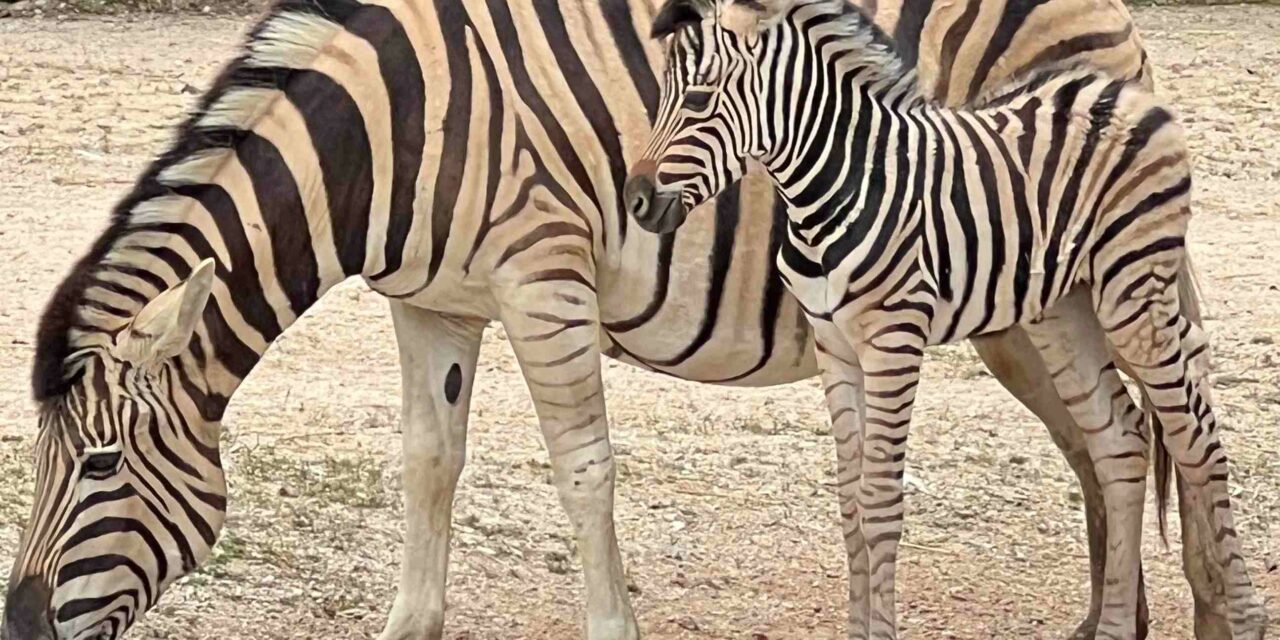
[652,0,708,39]
[720,0,790,45]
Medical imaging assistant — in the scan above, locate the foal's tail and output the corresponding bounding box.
[1151,252,1205,544]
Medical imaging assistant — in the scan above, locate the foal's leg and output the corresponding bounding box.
[380,303,487,640]
[812,322,871,639]
[842,316,927,640]
[496,251,637,640]
[1021,289,1149,640]
[1097,271,1266,640]
[1170,261,1234,640]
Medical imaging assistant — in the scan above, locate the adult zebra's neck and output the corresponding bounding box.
[33,2,400,414]
[760,0,924,225]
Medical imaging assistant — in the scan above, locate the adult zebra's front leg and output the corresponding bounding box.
[495,248,638,640]
[380,303,487,640]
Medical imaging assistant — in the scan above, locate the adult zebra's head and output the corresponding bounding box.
[625,0,791,233]
[5,259,227,640]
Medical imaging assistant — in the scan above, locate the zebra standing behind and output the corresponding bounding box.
[625,0,1269,638]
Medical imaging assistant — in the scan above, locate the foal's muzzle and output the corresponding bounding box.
[624,164,689,235]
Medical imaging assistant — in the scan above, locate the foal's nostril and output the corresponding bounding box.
[623,174,656,220]
[630,193,649,219]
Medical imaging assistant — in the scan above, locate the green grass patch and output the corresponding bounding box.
[234,444,391,509]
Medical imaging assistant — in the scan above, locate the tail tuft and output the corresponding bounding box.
[1151,407,1172,547]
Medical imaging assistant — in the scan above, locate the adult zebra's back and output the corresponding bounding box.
[2,1,1215,639]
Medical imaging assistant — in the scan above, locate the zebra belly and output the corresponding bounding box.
[923,218,1092,346]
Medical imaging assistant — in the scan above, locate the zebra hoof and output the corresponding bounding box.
[1069,620,1097,640]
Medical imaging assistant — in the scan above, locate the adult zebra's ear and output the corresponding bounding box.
[652,0,708,39]
[114,258,216,366]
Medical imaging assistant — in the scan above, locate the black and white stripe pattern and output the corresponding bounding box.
[2,0,1229,639]
[627,0,1267,638]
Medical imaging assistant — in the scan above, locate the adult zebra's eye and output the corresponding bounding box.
[683,88,714,110]
[82,451,122,480]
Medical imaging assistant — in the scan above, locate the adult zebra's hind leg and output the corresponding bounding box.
[1021,289,1149,640]
[972,328,1119,639]
[813,322,871,639]
[495,253,638,640]
[972,324,1152,640]
[380,303,487,640]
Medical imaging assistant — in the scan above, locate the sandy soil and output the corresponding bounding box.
[0,7,1277,639]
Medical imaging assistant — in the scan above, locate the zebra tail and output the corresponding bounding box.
[1152,407,1170,547]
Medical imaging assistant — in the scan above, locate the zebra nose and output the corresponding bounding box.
[623,173,656,225]
[3,576,56,640]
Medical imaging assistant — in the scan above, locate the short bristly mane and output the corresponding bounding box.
[655,0,911,93]
[802,0,918,96]
[31,0,359,402]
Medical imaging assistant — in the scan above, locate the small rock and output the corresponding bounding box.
[1250,335,1273,345]
[0,1,33,16]
[544,550,572,575]
[673,616,700,631]
[1009,454,1030,465]
[1216,373,1259,387]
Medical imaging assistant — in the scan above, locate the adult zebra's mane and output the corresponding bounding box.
[31,0,360,402]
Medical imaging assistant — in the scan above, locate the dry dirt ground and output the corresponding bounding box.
[0,6,1278,639]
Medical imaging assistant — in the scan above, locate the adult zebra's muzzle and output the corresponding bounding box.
[2,576,56,640]
[624,162,689,235]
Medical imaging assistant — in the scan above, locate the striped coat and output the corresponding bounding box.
[4,2,1221,640]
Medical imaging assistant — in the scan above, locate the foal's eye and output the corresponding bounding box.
[82,451,122,480]
[683,89,714,111]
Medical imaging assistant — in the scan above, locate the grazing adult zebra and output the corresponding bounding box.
[0,1,1219,640]
[624,0,1268,638]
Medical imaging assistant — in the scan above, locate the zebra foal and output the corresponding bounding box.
[625,0,1269,638]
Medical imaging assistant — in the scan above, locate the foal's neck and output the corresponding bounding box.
[762,8,925,227]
